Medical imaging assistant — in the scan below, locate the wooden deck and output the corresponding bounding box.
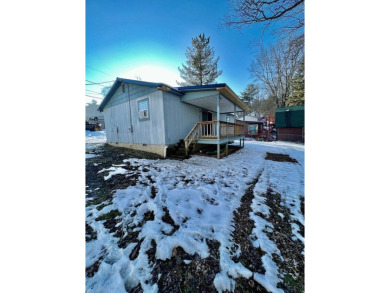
[184,120,245,157]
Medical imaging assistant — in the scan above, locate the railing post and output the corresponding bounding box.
[243,111,245,147]
[217,95,221,159]
[234,105,236,138]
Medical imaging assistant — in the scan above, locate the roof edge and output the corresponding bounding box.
[97,78,183,111]
[216,85,250,112]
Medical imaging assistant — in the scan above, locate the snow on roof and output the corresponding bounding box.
[237,115,260,122]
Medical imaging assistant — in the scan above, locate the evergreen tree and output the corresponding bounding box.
[240,83,259,111]
[178,34,222,86]
[252,95,277,119]
[286,58,304,106]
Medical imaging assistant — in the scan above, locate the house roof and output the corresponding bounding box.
[98,78,183,111]
[237,115,260,122]
[98,78,250,112]
[275,105,304,112]
[177,84,250,112]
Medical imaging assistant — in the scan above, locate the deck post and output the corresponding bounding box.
[217,94,221,159]
[185,140,189,157]
[243,111,245,147]
[234,105,236,138]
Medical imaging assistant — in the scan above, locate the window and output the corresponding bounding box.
[137,98,150,121]
[248,124,258,135]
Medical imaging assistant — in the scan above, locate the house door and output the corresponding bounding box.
[202,109,213,136]
[202,109,213,121]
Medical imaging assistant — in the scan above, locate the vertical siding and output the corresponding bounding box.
[130,90,165,145]
[103,101,132,144]
[163,92,202,145]
[105,83,157,109]
[103,85,165,145]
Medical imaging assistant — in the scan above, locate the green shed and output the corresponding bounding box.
[275,105,304,142]
[275,105,304,128]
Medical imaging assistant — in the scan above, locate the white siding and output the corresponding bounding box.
[103,89,165,145]
[131,91,165,145]
[163,92,201,145]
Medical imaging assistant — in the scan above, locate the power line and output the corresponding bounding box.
[86,65,115,78]
[85,89,102,95]
[85,94,103,99]
[85,79,114,86]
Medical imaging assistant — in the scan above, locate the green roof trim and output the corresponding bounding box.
[275,105,304,128]
[275,105,304,112]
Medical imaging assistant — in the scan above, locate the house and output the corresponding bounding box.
[98,78,250,158]
[86,103,105,129]
[237,115,264,139]
[275,105,304,142]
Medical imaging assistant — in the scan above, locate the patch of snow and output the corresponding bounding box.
[98,166,129,181]
[86,140,304,292]
[86,154,99,159]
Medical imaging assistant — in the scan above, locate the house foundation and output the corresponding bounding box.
[107,142,167,157]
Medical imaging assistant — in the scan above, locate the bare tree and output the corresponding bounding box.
[252,95,277,118]
[251,38,303,107]
[225,0,304,38]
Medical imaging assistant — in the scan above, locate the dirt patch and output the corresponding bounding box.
[195,144,242,158]
[265,152,298,164]
[150,243,221,293]
[130,238,145,261]
[161,207,180,236]
[141,210,155,225]
[261,188,304,293]
[231,177,268,292]
[300,195,305,216]
[117,230,140,249]
[86,256,104,278]
[86,144,160,208]
[96,209,123,235]
[86,223,97,242]
[235,277,269,293]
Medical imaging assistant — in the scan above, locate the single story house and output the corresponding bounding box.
[275,105,304,142]
[98,78,250,158]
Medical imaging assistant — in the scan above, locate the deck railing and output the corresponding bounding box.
[184,120,244,156]
[186,120,244,141]
[198,121,218,138]
[220,121,244,138]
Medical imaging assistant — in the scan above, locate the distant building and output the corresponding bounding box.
[237,115,264,138]
[237,115,259,122]
[275,105,304,142]
[86,103,105,129]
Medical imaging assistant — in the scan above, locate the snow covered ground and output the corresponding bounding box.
[86,130,106,159]
[86,130,106,144]
[85,140,304,292]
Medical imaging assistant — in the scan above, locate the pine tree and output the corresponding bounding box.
[240,83,259,111]
[178,34,222,86]
[286,58,304,106]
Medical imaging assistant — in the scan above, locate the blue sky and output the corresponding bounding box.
[86,0,274,103]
